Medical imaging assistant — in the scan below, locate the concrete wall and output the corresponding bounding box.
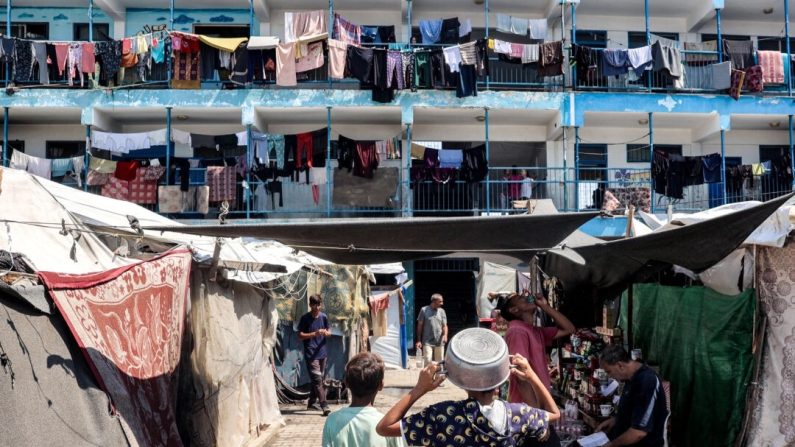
[0,7,114,41]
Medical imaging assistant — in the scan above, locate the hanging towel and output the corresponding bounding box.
[295,41,325,73]
[459,19,472,38]
[602,48,630,77]
[510,16,529,36]
[333,13,361,45]
[50,158,74,178]
[89,156,117,174]
[419,19,443,44]
[9,150,29,170]
[26,156,52,179]
[285,10,328,44]
[443,46,462,73]
[627,45,653,75]
[92,130,152,154]
[521,44,539,64]
[528,19,547,40]
[711,61,732,90]
[276,42,297,86]
[496,13,512,34]
[493,39,512,55]
[328,39,348,79]
[722,40,754,70]
[758,51,784,84]
[439,149,463,169]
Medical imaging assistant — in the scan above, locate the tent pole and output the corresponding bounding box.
[246,123,253,219]
[2,107,7,167]
[562,127,568,211]
[627,284,634,350]
[485,107,491,213]
[404,123,412,216]
[721,129,727,205]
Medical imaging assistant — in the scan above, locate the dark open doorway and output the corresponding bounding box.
[413,258,479,343]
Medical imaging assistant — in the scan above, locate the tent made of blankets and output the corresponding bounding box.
[0,167,323,447]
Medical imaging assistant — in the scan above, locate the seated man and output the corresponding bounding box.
[377,328,560,446]
[322,352,402,447]
[596,345,668,447]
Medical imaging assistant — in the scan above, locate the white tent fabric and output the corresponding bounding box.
[0,168,131,273]
[660,201,793,247]
[40,177,328,283]
[477,262,517,319]
[697,248,753,296]
[369,290,404,369]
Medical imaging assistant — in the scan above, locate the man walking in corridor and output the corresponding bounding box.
[415,293,448,366]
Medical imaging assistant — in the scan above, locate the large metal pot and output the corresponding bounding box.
[444,328,510,391]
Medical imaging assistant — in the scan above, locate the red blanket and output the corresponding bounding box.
[39,249,192,447]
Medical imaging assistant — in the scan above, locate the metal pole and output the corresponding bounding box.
[570,3,576,89]
[84,125,91,191]
[485,0,490,90]
[720,129,727,204]
[167,0,175,83]
[716,8,723,63]
[574,127,580,210]
[789,115,794,190]
[405,123,413,216]
[563,127,568,211]
[644,0,652,91]
[249,0,255,36]
[2,107,8,167]
[328,0,334,88]
[407,0,412,46]
[5,1,11,87]
[485,108,491,213]
[246,124,253,219]
[786,0,792,96]
[560,1,566,90]
[648,112,654,212]
[326,106,332,217]
[88,0,94,42]
[166,107,172,186]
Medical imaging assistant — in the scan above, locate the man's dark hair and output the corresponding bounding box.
[344,352,385,398]
[309,294,323,306]
[600,344,632,365]
[497,294,521,321]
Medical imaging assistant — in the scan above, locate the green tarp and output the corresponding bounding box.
[621,284,755,447]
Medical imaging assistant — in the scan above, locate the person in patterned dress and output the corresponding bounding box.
[376,331,560,446]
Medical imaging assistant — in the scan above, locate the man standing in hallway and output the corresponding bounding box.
[415,293,448,366]
[499,291,575,446]
[298,294,332,416]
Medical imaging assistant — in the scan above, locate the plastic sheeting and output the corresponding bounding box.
[476,262,517,319]
[697,248,754,296]
[369,291,405,369]
[622,284,755,447]
[184,269,284,447]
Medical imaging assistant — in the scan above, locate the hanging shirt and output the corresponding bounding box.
[442,46,462,73]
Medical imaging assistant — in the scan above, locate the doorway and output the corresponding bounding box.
[413,258,479,345]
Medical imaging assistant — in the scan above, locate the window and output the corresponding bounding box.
[701,34,750,42]
[46,141,86,159]
[757,37,795,52]
[578,144,607,180]
[628,31,678,49]
[10,22,49,39]
[2,140,25,154]
[73,23,111,41]
[626,144,682,163]
[759,145,789,163]
[575,30,607,48]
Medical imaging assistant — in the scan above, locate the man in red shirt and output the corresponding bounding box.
[499,292,575,446]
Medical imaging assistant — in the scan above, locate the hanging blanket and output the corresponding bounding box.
[38,250,192,447]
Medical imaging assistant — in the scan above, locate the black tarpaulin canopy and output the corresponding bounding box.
[542,193,793,292]
[144,213,597,264]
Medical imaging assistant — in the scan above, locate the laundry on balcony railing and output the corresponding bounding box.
[8,148,84,186]
[409,143,488,185]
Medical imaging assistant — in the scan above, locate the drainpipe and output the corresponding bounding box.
[88,0,94,42]
[786,0,792,96]
[328,0,334,89]
[562,127,568,211]
[574,127,580,210]
[570,3,576,89]
[84,124,91,191]
[485,0,490,90]
[326,106,332,217]
[166,107,172,186]
[246,124,253,219]
[648,112,654,212]
[720,129,727,205]
[485,108,491,213]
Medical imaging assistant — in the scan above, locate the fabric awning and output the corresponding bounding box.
[144,213,598,264]
[541,193,793,292]
[197,36,248,52]
[247,36,280,49]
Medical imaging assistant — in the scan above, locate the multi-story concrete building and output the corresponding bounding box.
[1,0,793,327]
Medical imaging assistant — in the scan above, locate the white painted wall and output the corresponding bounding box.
[7,125,87,158]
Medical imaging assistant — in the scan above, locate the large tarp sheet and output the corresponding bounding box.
[143,213,597,264]
[621,284,755,447]
[543,194,792,292]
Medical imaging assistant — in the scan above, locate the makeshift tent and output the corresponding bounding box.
[542,194,793,293]
[476,262,518,319]
[621,284,756,447]
[143,212,598,264]
[747,242,795,446]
